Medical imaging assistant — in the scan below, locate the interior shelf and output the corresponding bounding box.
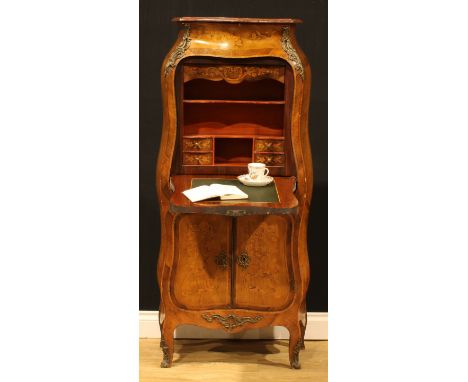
[183,134,285,140]
[184,103,284,137]
[213,163,251,167]
[183,99,285,105]
[214,138,252,165]
[184,78,285,101]
[184,123,284,137]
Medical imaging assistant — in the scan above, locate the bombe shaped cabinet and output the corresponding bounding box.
[156,17,313,369]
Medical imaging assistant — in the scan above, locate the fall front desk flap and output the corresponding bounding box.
[190,178,280,203]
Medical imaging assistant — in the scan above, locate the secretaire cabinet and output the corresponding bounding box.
[156,17,313,369]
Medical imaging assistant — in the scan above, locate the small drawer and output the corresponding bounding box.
[254,153,285,166]
[254,139,284,153]
[183,138,213,152]
[183,152,213,166]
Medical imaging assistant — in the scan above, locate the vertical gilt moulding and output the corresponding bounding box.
[164,24,191,76]
[281,27,304,80]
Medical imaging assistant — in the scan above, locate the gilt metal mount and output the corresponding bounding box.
[160,335,170,368]
[291,339,302,369]
[226,209,247,216]
[237,252,250,269]
[201,313,263,330]
[215,251,228,269]
[281,27,304,80]
[164,24,191,76]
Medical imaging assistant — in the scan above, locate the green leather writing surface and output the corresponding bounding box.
[191,178,280,203]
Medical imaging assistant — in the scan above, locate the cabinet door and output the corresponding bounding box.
[234,215,294,311]
[172,215,231,310]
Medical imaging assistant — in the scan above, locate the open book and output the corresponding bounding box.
[182,184,248,203]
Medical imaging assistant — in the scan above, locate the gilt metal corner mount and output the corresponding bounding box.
[281,27,304,80]
[164,24,191,76]
[201,313,263,330]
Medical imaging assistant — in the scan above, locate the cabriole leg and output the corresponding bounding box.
[288,322,303,369]
[160,323,175,368]
[299,320,306,350]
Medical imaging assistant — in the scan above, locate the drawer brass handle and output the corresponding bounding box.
[256,155,274,165]
[237,252,250,269]
[214,252,228,269]
[264,155,274,164]
[192,141,201,149]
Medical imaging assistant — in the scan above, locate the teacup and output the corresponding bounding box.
[248,162,269,181]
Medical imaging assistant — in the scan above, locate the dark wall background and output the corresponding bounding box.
[140,0,328,312]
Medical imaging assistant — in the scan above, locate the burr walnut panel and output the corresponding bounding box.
[234,215,294,311]
[171,215,232,310]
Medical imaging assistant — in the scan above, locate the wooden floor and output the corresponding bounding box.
[140,338,328,382]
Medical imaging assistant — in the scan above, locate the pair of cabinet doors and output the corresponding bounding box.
[171,214,295,312]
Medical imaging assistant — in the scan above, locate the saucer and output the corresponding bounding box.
[237,174,274,187]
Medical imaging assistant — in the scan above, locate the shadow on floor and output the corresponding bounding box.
[174,339,292,368]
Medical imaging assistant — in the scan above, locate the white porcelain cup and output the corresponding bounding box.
[248,162,269,181]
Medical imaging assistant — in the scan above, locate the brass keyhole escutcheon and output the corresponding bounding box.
[237,252,250,269]
[215,252,228,269]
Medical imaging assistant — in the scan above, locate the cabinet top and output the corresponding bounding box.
[172,17,303,24]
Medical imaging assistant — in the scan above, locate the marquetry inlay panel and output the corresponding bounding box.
[184,65,285,84]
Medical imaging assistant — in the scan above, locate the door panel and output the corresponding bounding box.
[172,214,231,310]
[234,215,294,310]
